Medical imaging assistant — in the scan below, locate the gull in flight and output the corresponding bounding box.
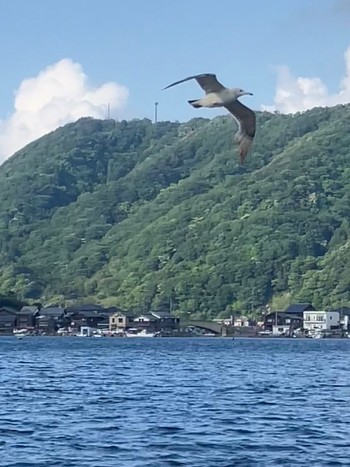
[163,73,256,164]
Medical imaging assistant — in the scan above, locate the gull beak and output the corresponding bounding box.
[242,91,253,96]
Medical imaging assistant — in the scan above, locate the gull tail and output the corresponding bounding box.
[188,99,202,108]
[235,131,253,165]
[238,137,253,165]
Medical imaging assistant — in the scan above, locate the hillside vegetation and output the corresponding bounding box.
[1,105,350,317]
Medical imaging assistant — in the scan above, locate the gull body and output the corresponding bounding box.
[188,87,251,108]
[163,73,256,164]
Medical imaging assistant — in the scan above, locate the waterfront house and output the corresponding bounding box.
[271,316,304,336]
[234,316,255,327]
[36,306,67,334]
[109,311,136,331]
[131,311,180,334]
[266,313,304,335]
[150,311,180,332]
[66,303,116,331]
[16,306,40,330]
[213,318,233,326]
[264,304,314,331]
[264,311,282,330]
[96,315,110,330]
[69,310,109,330]
[0,306,18,334]
[332,307,350,332]
[303,310,340,334]
[133,314,159,332]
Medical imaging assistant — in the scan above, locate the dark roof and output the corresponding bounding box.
[70,310,107,319]
[105,306,123,313]
[39,307,65,317]
[0,306,18,315]
[66,303,105,313]
[19,306,39,315]
[134,314,157,322]
[284,303,314,314]
[103,307,121,316]
[332,307,350,315]
[265,312,303,321]
[151,311,176,319]
[283,314,304,321]
[265,311,283,317]
[112,311,136,318]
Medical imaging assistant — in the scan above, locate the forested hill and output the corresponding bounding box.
[1,105,350,318]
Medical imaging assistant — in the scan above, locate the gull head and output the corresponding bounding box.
[233,88,253,98]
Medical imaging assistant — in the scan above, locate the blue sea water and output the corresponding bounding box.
[0,337,349,467]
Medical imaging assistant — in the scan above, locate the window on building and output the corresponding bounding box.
[118,318,123,323]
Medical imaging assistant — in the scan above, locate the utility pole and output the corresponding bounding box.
[251,286,255,313]
[154,102,158,124]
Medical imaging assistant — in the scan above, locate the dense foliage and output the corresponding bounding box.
[1,106,350,317]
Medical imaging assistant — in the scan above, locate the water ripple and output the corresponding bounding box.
[0,337,350,466]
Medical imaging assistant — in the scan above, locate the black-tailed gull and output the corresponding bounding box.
[164,73,256,164]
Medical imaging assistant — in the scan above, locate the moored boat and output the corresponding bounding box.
[13,329,28,338]
[125,328,155,337]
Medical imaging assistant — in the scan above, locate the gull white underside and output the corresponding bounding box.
[164,73,256,164]
[191,89,241,107]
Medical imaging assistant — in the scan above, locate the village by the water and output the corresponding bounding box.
[1,302,350,339]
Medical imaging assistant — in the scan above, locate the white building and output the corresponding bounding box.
[272,324,291,336]
[303,311,340,334]
[234,317,253,327]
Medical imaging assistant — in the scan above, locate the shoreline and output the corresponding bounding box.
[2,334,350,340]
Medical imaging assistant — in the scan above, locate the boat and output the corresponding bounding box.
[13,329,28,338]
[125,328,155,338]
[258,330,272,336]
[75,326,95,337]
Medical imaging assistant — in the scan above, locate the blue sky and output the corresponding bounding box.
[1,0,350,159]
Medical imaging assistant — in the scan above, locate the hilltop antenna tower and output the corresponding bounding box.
[154,102,158,124]
[107,103,111,119]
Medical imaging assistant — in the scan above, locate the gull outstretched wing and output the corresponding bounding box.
[163,73,226,94]
[224,100,256,164]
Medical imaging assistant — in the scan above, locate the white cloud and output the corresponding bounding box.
[0,59,129,161]
[263,46,350,113]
